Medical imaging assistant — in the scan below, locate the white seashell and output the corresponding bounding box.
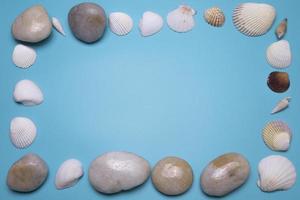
[109,12,133,36]
[13,80,44,106]
[257,155,296,192]
[271,97,291,114]
[12,44,37,69]
[167,5,196,33]
[52,17,66,36]
[233,3,276,37]
[55,159,84,189]
[139,11,163,37]
[204,7,225,27]
[266,40,292,69]
[10,117,37,149]
[262,121,292,151]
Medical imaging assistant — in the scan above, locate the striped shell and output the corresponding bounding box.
[12,44,37,69]
[204,7,225,27]
[109,12,133,36]
[266,40,292,69]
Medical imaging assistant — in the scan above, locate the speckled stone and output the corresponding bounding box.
[151,157,193,196]
[7,154,48,192]
[200,153,250,197]
[68,3,106,43]
[88,151,150,194]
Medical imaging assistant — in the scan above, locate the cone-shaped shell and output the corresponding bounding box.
[266,40,292,69]
[109,12,133,36]
[276,18,287,40]
[167,5,196,33]
[271,97,291,114]
[139,11,163,37]
[204,7,225,27]
[12,44,37,69]
[52,17,66,36]
[13,80,44,106]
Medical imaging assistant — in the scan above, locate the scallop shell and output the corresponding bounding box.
[233,3,276,37]
[139,11,163,37]
[167,5,196,33]
[204,7,225,27]
[52,17,66,36]
[266,40,292,69]
[55,159,84,190]
[262,121,292,151]
[276,18,287,40]
[109,12,133,36]
[257,155,296,192]
[10,117,37,149]
[12,44,37,69]
[271,97,291,114]
[13,80,44,106]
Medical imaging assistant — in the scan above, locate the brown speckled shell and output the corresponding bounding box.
[267,71,290,93]
[204,7,225,27]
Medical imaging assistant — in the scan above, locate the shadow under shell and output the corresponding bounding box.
[267,71,290,93]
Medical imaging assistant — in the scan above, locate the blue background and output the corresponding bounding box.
[0,0,299,199]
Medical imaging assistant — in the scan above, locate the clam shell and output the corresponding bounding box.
[204,7,225,27]
[233,3,276,37]
[167,5,196,33]
[276,18,287,40]
[10,117,37,149]
[267,71,290,93]
[257,155,296,192]
[12,44,37,69]
[139,11,163,37]
[271,97,291,114]
[262,121,292,151]
[13,80,44,106]
[109,12,133,36]
[266,40,292,69]
[52,17,66,36]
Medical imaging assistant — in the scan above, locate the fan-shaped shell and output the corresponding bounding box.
[233,3,276,37]
[10,117,37,149]
[109,12,133,36]
[167,5,196,33]
[52,17,66,36]
[12,44,37,69]
[257,155,296,192]
[13,80,44,106]
[204,7,225,27]
[271,97,291,114]
[139,11,163,37]
[266,40,292,69]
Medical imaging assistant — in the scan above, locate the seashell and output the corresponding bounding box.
[204,7,225,27]
[257,155,296,192]
[267,72,290,93]
[167,5,196,33]
[276,18,287,40]
[109,12,133,36]
[233,3,276,37]
[52,17,66,36]
[13,80,44,106]
[271,97,291,114]
[12,44,37,69]
[262,121,292,151]
[139,11,163,37]
[10,117,37,149]
[266,40,292,69]
[55,159,84,190]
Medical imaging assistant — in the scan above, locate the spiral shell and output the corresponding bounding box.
[204,7,225,27]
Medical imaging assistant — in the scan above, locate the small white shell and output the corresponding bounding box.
[10,117,37,149]
[204,7,225,27]
[167,5,196,33]
[55,159,84,189]
[266,40,292,69]
[109,12,133,36]
[52,17,66,36]
[12,44,37,69]
[139,11,163,37]
[257,155,296,192]
[262,121,292,151]
[271,97,291,114]
[13,80,44,106]
[233,3,276,37]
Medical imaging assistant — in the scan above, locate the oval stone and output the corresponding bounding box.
[12,5,52,43]
[200,153,250,197]
[7,153,48,192]
[151,157,193,196]
[68,3,106,43]
[88,151,150,194]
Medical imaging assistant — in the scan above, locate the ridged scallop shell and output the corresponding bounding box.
[12,44,37,69]
[13,80,44,106]
[233,3,276,37]
[257,155,296,192]
[52,17,66,36]
[167,5,196,33]
[109,12,133,36]
[262,121,292,151]
[271,97,291,114]
[204,7,225,27]
[55,159,84,189]
[276,18,287,40]
[266,40,292,69]
[10,117,37,149]
[139,11,163,37]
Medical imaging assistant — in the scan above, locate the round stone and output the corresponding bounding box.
[151,157,193,196]
[267,71,290,93]
[7,154,48,192]
[88,151,150,194]
[68,3,106,43]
